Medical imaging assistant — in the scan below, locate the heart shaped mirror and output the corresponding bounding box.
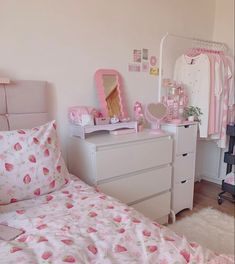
[145,102,168,134]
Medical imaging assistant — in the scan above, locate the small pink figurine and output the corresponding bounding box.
[134,101,144,131]
[91,109,103,118]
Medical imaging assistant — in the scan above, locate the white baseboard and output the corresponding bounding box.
[199,174,222,185]
[195,174,202,182]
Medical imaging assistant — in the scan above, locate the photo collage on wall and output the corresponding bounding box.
[128,48,159,76]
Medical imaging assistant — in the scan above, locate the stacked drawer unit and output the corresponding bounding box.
[162,122,198,215]
[68,130,173,224]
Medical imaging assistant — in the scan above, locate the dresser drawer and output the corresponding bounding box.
[173,152,195,184]
[96,137,172,181]
[132,192,171,221]
[176,125,197,155]
[98,166,171,204]
[172,179,194,214]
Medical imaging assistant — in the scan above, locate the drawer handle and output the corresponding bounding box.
[182,153,188,157]
[184,125,189,128]
[181,180,187,184]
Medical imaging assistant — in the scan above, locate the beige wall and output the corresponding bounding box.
[0,0,216,156]
[213,0,234,55]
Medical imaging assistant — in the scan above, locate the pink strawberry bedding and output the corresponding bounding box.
[0,175,233,264]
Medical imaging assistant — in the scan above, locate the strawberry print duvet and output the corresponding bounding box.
[0,175,233,264]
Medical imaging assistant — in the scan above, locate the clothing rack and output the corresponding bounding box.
[158,32,229,101]
[158,33,230,182]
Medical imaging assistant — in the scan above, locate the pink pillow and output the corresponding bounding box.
[0,121,70,205]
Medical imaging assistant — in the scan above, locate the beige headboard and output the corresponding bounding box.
[0,80,49,131]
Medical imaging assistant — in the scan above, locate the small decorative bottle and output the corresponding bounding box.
[134,101,144,131]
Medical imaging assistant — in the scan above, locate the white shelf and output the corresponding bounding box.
[69,121,138,139]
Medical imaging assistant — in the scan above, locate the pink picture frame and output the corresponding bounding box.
[94,69,128,119]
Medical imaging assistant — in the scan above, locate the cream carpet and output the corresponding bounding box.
[169,208,235,255]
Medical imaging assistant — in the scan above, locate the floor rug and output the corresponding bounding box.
[169,207,235,255]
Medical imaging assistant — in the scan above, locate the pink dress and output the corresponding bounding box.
[217,55,233,148]
[207,53,216,135]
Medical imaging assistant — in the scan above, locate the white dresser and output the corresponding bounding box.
[161,122,198,217]
[68,130,173,224]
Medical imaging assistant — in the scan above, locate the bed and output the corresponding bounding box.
[0,80,234,264]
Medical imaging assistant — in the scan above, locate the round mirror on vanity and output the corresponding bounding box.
[145,102,168,134]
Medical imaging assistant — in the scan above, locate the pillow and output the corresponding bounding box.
[0,121,70,205]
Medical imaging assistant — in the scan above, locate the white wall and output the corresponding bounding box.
[196,0,234,184]
[0,0,216,158]
[213,0,234,55]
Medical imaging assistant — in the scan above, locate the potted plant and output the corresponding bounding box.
[184,106,203,122]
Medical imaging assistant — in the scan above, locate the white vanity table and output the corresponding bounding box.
[68,130,173,224]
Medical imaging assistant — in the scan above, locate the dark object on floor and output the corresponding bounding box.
[218,180,235,204]
[218,124,235,205]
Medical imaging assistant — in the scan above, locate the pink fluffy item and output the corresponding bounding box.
[68,106,102,125]
[224,172,235,186]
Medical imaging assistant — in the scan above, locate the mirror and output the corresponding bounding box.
[147,103,168,119]
[145,102,168,134]
[102,75,120,117]
[95,69,128,119]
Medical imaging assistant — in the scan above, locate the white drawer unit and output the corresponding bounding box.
[68,130,173,224]
[99,166,171,204]
[176,125,197,155]
[96,139,172,181]
[162,122,198,216]
[132,191,171,224]
[174,152,196,184]
[172,179,194,215]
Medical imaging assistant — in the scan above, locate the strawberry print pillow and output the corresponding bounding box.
[0,121,70,205]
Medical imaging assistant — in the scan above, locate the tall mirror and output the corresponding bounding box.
[102,75,120,117]
[95,69,128,118]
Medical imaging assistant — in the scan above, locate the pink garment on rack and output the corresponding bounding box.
[227,56,235,124]
[209,54,224,136]
[214,54,224,134]
[218,56,233,148]
[185,49,233,145]
[207,54,216,135]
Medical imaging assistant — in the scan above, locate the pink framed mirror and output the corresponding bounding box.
[95,69,128,119]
